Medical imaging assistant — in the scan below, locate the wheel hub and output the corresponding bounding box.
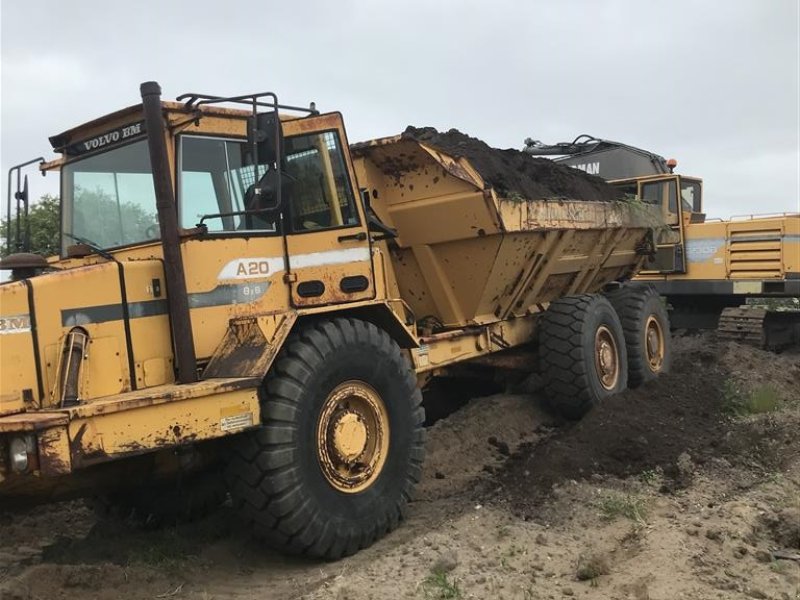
[317,381,389,494]
[645,315,665,372]
[331,412,368,461]
[594,325,620,391]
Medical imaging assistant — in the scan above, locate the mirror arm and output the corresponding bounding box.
[367,212,397,239]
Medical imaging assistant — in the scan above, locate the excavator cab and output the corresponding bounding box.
[522,134,704,275]
[612,174,704,274]
[612,174,683,273]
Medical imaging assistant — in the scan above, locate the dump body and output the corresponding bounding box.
[353,135,659,327]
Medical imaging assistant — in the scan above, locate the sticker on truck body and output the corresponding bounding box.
[0,314,31,334]
[216,248,372,281]
[220,412,254,432]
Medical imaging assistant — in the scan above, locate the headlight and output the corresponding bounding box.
[9,435,35,473]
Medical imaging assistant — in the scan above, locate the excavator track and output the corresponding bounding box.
[718,306,800,350]
[717,307,767,347]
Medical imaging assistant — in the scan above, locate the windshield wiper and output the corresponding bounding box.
[63,233,116,261]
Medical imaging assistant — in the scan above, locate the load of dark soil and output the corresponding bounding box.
[496,336,797,517]
[402,126,624,202]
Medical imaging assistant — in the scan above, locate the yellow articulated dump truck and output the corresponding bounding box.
[525,135,800,349]
[0,83,668,558]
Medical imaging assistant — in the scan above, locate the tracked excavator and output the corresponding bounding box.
[524,135,800,350]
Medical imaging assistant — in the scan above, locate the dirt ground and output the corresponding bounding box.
[401,126,624,202]
[1,333,799,600]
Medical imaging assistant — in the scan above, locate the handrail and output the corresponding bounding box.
[728,212,799,221]
[176,92,319,115]
[5,157,46,254]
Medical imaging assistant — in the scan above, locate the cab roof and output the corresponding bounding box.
[48,101,255,152]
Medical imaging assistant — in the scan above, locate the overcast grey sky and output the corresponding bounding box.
[1,0,798,218]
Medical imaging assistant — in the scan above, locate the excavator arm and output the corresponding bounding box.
[523,134,672,179]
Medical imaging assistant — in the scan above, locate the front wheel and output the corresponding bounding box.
[225,318,425,559]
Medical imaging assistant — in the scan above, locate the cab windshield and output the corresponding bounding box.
[61,139,159,253]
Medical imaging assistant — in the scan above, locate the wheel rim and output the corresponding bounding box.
[316,381,389,494]
[644,315,665,372]
[594,325,620,391]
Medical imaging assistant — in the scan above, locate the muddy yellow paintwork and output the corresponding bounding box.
[0,281,38,416]
[0,100,659,491]
[352,137,655,327]
[639,214,800,281]
[603,173,800,289]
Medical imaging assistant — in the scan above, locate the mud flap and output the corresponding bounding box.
[202,313,297,379]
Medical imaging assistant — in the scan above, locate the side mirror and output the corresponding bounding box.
[255,170,285,210]
[246,111,283,166]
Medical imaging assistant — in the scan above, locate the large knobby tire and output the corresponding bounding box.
[225,318,425,559]
[89,468,228,526]
[606,284,671,388]
[539,294,628,420]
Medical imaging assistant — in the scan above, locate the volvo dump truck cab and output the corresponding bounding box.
[0,84,670,559]
[525,136,800,349]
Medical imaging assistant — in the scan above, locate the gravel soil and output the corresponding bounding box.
[1,334,798,600]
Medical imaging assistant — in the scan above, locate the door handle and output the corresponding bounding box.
[337,232,367,243]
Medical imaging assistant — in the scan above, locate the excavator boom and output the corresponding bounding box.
[523,134,671,179]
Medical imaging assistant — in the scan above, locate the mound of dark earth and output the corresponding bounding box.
[497,336,798,517]
[402,126,624,202]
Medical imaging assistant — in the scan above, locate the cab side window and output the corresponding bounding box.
[284,131,359,232]
[179,136,275,233]
[641,180,679,226]
[680,180,702,213]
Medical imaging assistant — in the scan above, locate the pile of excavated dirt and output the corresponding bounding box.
[402,126,625,202]
[418,392,556,502]
[498,334,800,518]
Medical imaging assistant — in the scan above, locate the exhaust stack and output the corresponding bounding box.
[140,81,198,383]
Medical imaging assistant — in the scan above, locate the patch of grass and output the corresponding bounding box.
[638,468,659,485]
[422,570,462,599]
[575,552,610,583]
[769,560,789,574]
[748,385,781,413]
[496,524,511,540]
[723,380,781,416]
[127,529,192,570]
[722,379,743,413]
[598,493,648,524]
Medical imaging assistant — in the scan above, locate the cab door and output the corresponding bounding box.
[638,175,686,274]
[281,124,374,307]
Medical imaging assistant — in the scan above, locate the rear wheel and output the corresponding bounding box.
[606,284,671,387]
[539,294,628,419]
[225,318,425,559]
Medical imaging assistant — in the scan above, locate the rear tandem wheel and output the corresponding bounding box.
[606,284,672,387]
[539,294,628,419]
